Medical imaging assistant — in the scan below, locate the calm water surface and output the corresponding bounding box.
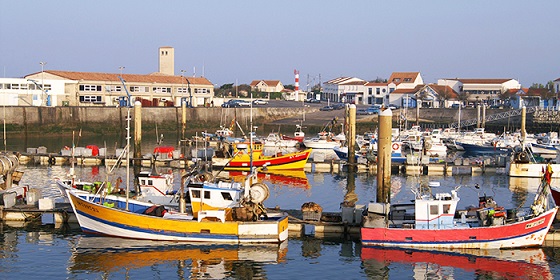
[1,165,560,279]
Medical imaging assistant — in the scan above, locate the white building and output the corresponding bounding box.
[364,82,392,105]
[322,77,366,104]
[437,78,521,104]
[0,78,67,106]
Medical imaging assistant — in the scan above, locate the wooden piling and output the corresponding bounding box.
[376,108,392,204]
[134,101,142,166]
[347,104,356,167]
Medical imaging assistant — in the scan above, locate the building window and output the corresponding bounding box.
[153,87,171,93]
[108,85,122,92]
[376,88,380,94]
[404,78,412,82]
[194,88,208,94]
[177,87,189,93]
[79,84,102,92]
[130,86,148,93]
[79,95,102,103]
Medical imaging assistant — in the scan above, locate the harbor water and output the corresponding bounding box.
[2,164,560,279]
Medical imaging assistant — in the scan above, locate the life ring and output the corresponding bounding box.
[392,143,400,151]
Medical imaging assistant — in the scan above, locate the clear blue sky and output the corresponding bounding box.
[1,1,558,88]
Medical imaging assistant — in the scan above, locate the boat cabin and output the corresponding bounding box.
[137,171,174,196]
[188,181,243,219]
[414,190,459,229]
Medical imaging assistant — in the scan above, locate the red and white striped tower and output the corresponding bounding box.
[294,69,300,101]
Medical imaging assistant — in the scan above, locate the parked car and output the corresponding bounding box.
[367,107,380,115]
[451,104,461,109]
[252,99,268,105]
[332,103,345,110]
[388,104,399,110]
[221,100,240,108]
[305,98,321,103]
[233,99,252,106]
[357,109,369,115]
[319,105,334,111]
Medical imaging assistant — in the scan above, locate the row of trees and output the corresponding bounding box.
[213,83,321,100]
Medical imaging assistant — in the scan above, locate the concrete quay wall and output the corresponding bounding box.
[3,106,311,132]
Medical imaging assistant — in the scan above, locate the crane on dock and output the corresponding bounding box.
[118,76,133,107]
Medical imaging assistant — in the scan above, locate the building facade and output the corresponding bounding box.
[322,77,366,104]
[437,78,521,105]
[0,78,67,107]
[23,71,214,107]
[249,80,284,93]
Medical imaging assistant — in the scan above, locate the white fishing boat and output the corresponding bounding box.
[303,131,341,149]
[263,132,298,148]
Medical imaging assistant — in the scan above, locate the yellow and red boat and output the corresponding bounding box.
[224,146,311,171]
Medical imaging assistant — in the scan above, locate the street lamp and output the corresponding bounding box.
[39,61,47,106]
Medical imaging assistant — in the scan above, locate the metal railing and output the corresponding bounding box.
[449,106,538,129]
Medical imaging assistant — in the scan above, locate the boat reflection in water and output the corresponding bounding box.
[69,236,287,278]
[227,170,310,189]
[361,247,552,279]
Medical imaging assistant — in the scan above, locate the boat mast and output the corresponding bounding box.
[125,106,131,211]
[249,90,253,170]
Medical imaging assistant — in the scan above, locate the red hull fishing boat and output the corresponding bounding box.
[361,168,558,249]
[281,124,305,143]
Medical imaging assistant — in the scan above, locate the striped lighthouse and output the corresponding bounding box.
[294,69,300,101]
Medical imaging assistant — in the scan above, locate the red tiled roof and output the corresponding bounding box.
[387,72,420,85]
[29,70,213,86]
[526,88,554,97]
[250,80,281,87]
[428,84,458,98]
